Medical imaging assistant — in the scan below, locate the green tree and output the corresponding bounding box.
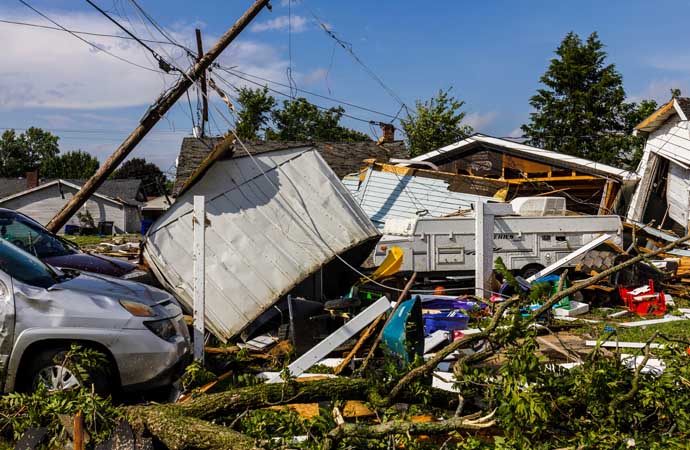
[400,88,473,157]
[521,32,652,168]
[42,151,100,179]
[112,157,166,197]
[621,99,658,169]
[0,127,60,177]
[266,97,370,142]
[235,86,276,140]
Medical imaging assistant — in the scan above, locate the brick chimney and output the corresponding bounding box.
[25,169,39,190]
[380,123,395,143]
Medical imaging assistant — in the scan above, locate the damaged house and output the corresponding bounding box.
[627,97,690,234]
[343,134,638,228]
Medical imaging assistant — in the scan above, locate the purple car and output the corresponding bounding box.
[0,208,148,281]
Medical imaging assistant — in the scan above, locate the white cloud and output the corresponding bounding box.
[628,78,689,104]
[508,127,524,138]
[251,15,309,33]
[0,7,293,111]
[300,68,328,85]
[465,111,498,131]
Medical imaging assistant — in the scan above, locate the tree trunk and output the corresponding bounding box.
[179,378,371,420]
[321,413,496,450]
[128,405,262,450]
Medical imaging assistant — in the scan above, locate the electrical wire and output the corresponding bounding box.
[304,3,409,114]
[215,66,399,120]
[212,69,379,126]
[83,0,175,73]
[16,0,167,74]
[128,0,190,54]
[0,18,190,50]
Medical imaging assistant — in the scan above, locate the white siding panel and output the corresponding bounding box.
[666,161,690,228]
[144,147,379,340]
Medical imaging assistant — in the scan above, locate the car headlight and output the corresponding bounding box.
[119,299,156,317]
[144,318,178,341]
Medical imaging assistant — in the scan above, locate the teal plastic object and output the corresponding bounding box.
[381,295,424,365]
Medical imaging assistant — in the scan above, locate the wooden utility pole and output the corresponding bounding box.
[46,0,271,233]
[195,28,209,137]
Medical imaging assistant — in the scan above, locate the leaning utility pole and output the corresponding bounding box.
[195,28,209,137]
[46,0,271,233]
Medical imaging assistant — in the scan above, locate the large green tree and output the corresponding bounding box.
[521,32,655,168]
[235,86,276,140]
[42,150,100,179]
[400,88,473,157]
[112,157,166,197]
[0,127,60,177]
[266,97,370,142]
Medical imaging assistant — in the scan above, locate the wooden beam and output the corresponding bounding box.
[46,0,271,233]
[195,28,209,136]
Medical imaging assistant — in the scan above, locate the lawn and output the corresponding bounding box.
[61,234,143,247]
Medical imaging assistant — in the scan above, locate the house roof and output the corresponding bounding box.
[0,178,144,206]
[67,179,144,205]
[172,137,408,196]
[635,97,690,134]
[407,133,639,182]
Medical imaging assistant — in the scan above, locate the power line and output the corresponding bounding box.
[305,3,409,114]
[0,127,187,135]
[0,18,190,50]
[83,0,175,73]
[215,66,399,120]
[128,0,189,53]
[212,68,380,126]
[16,0,167,74]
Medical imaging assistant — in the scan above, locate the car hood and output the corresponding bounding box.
[54,272,171,306]
[43,252,136,277]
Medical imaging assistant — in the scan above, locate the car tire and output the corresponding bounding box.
[20,346,113,397]
[520,264,545,280]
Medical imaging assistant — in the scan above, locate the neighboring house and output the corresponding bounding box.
[404,133,639,215]
[0,178,145,234]
[627,97,690,234]
[172,136,408,196]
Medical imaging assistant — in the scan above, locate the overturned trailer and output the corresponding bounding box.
[144,140,380,340]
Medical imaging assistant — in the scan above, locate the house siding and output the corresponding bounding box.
[0,183,133,233]
[628,115,690,229]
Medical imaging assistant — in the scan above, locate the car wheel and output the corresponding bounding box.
[21,347,112,396]
[520,264,545,280]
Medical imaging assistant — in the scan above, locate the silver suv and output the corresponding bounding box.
[0,238,190,394]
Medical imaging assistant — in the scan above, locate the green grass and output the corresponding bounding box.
[569,312,690,344]
[61,234,142,247]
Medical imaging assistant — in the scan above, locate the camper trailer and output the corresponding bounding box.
[374,197,622,278]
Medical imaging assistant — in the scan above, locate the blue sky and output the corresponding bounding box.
[1,0,689,174]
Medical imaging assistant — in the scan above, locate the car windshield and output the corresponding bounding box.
[0,239,60,288]
[0,211,74,258]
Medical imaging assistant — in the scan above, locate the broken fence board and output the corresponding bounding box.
[619,316,687,327]
[267,297,392,383]
[585,340,665,349]
[526,233,612,282]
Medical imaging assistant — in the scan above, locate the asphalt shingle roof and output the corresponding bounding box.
[172,137,408,196]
